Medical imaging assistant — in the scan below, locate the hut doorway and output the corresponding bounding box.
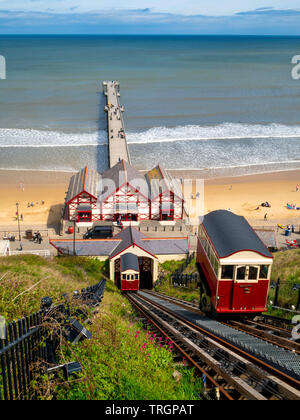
[114,258,121,289]
[139,257,153,289]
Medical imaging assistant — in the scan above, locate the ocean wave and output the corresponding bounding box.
[126,123,300,144]
[0,128,107,147]
[1,123,300,147]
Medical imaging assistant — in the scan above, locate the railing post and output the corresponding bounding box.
[274,278,280,307]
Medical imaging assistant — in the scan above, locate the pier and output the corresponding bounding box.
[103,81,131,168]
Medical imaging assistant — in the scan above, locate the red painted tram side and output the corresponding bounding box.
[121,274,139,292]
[196,211,273,315]
[120,253,140,292]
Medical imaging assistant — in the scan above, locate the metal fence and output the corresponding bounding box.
[0,279,106,400]
[9,250,51,258]
[172,273,199,288]
[0,311,44,400]
[175,252,195,275]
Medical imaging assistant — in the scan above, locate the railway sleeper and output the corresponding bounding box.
[136,295,300,400]
[132,296,268,400]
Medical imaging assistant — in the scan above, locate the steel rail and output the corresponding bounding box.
[138,291,300,391]
[145,290,300,356]
[128,293,300,400]
[126,293,234,400]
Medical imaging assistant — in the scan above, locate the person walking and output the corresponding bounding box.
[296,184,299,192]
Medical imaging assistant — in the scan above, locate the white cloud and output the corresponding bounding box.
[0,0,300,16]
[1,3,300,34]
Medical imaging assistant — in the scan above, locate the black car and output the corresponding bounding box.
[84,226,113,240]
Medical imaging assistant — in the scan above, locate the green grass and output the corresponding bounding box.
[156,259,199,303]
[0,255,203,400]
[0,255,108,322]
[54,281,203,400]
[266,249,300,317]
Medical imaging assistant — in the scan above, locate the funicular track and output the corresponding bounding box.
[126,290,300,400]
[143,290,300,354]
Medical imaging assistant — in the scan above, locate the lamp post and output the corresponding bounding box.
[16,202,21,242]
[274,278,281,307]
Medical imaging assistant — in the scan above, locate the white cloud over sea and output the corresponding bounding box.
[0,2,300,34]
[1,1,300,16]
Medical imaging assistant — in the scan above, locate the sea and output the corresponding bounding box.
[0,35,300,177]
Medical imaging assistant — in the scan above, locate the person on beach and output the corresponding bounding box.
[264,213,268,221]
[296,184,299,192]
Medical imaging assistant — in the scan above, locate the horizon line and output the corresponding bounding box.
[1,33,300,37]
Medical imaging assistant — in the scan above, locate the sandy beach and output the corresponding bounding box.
[0,170,73,228]
[174,169,300,225]
[0,168,300,229]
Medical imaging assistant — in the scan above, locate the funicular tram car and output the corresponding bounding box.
[197,210,273,316]
[120,253,140,292]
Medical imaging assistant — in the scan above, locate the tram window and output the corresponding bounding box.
[236,266,246,281]
[135,274,139,280]
[259,265,269,279]
[122,274,126,280]
[221,265,234,279]
[206,243,211,259]
[248,266,258,281]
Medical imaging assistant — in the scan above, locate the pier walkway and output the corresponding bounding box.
[103,81,131,168]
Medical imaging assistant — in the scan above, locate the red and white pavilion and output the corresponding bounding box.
[65,160,184,224]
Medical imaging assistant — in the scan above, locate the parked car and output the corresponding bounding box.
[84,226,113,240]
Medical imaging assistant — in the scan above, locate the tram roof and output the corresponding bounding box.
[202,210,273,259]
[121,253,139,272]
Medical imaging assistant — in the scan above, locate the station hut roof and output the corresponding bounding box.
[109,226,156,259]
[49,239,121,256]
[120,253,139,272]
[50,226,189,259]
[143,238,189,255]
[66,166,100,204]
[201,210,273,259]
[254,229,278,251]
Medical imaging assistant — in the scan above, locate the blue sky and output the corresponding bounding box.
[1,1,300,34]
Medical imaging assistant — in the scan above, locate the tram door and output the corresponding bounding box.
[231,266,258,310]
